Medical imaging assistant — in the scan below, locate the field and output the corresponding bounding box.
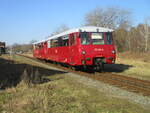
[105,52,150,80]
[0,53,150,113]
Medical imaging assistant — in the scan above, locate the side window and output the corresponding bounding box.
[51,40,54,47]
[70,34,76,46]
[39,43,43,49]
[80,32,90,45]
[47,40,51,48]
[62,35,69,46]
[38,44,41,49]
[36,44,38,49]
[48,35,69,47]
[106,33,113,45]
[44,42,47,46]
[41,43,44,49]
[38,44,40,49]
[58,37,63,47]
[51,39,58,47]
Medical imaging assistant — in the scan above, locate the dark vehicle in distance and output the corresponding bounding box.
[0,42,6,55]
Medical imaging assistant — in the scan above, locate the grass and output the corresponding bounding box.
[99,51,150,80]
[0,75,149,113]
[0,54,150,113]
[116,58,150,79]
[112,52,150,80]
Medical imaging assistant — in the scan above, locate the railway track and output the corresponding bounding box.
[17,54,150,96]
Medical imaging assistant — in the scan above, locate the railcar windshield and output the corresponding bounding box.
[80,32,113,45]
[106,32,113,45]
[91,33,104,45]
[80,32,90,45]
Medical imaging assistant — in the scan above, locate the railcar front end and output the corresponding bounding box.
[76,31,116,71]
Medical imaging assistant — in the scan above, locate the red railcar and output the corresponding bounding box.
[33,26,116,71]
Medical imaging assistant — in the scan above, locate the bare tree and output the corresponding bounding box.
[113,28,129,52]
[128,27,142,52]
[51,24,69,36]
[139,18,150,52]
[84,7,134,52]
[84,7,131,29]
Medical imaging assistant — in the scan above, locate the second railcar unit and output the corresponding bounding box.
[33,26,116,72]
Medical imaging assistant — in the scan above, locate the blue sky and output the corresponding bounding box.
[0,0,150,45]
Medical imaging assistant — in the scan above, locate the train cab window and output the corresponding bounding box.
[91,33,104,45]
[106,32,113,45]
[80,32,90,45]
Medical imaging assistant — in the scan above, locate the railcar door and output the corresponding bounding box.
[43,41,47,59]
[69,33,78,65]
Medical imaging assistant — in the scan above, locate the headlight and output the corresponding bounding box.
[112,50,115,54]
[82,51,86,55]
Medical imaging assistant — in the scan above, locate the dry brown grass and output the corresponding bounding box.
[118,51,150,62]
[113,52,150,80]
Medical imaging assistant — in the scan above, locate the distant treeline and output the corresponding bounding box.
[114,24,150,52]
[10,43,32,53]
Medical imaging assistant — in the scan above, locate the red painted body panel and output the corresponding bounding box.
[47,46,70,63]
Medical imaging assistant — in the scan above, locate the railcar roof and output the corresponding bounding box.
[33,26,113,44]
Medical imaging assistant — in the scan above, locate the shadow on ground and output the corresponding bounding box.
[104,63,133,73]
[0,57,67,89]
